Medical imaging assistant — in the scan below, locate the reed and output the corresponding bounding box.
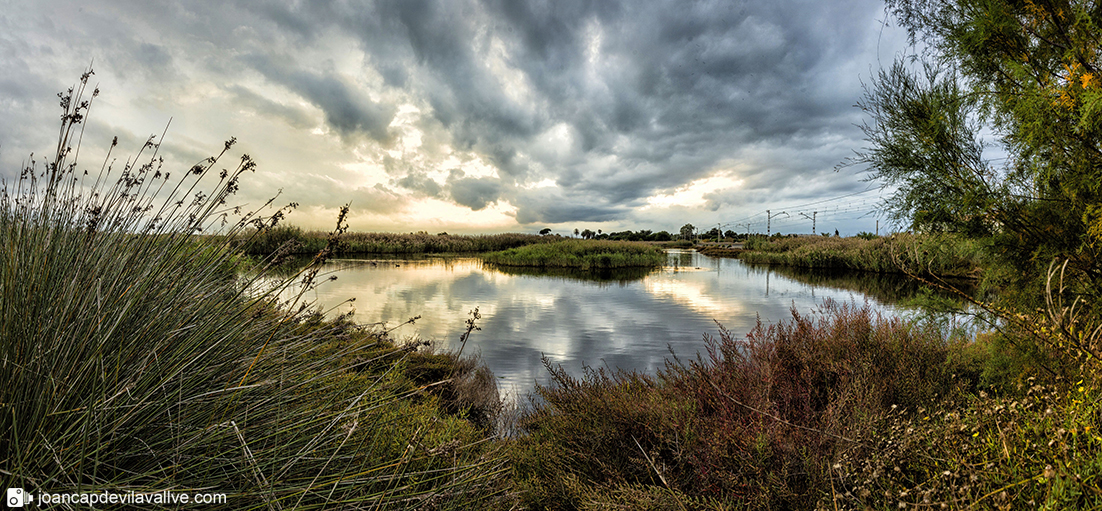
[0,71,507,508]
[735,233,986,279]
[241,225,553,256]
[482,239,666,270]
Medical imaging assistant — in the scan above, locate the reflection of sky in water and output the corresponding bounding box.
[291,250,894,399]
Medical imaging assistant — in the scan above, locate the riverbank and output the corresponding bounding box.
[1,88,511,507]
[700,233,986,279]
[482,239,666,269]
[241,224,556,256]
[9,76,1098,509]
[505,299,1102,509]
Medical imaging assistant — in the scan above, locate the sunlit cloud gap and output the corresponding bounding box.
[0,0,910,236]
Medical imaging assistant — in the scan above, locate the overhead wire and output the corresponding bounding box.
[718,185,889,234]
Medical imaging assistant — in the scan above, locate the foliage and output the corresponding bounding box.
[830,381,1102,510]
[509,301,978,509]
[680,223,696,240]
[482,239,666,270]
[598,228,673,242]
[734,233,987,280]
[241,227,553,256]
[0,71,508,508]
[854,0,1102,312]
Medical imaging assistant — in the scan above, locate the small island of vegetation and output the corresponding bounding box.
[481,239,666,270]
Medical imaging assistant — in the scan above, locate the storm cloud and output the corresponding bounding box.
[0,0,905,234]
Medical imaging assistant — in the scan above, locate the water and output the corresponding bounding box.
[283,250,937,399]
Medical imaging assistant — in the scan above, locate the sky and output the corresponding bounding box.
[0,0,910,236]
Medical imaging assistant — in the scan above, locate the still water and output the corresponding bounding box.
[290,250,929,399]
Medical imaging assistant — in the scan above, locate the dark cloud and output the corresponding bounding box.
[223,85,315,129]
[244,54,395,143]
[513,187,629,224]
[448,174,501,211]
[395,172,443,198]
[1,0,904,234]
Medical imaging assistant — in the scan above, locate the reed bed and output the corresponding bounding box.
[241,225,553,256]
[735,233,986,279]
[0,72,507,508]
[482,239,666,270]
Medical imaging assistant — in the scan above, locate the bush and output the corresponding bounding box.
[509,300,974,509]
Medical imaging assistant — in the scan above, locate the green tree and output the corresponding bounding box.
[679,224,695,241]
[539,228,552,236]
[854,0,1102,308]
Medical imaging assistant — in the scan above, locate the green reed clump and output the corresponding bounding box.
[508,300,976,509]
[737,233,987,280]
[0,71,507,508]
[241,227,553,256]
[483,239,666,269]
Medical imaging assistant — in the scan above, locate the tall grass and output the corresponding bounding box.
[736,233,987,280]
[483,239,666,269]
[1,71,506,508]
[241,225,553,256]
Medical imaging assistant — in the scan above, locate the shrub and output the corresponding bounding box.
[509,300,973,509]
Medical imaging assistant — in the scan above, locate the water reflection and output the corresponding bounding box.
[291,250,927,399]
[485,264,657,284]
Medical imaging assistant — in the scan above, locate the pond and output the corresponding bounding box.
[281,249,946,399]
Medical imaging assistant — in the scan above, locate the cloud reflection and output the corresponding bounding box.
[297,252,906,398]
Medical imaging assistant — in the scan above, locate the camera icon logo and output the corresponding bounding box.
[6,488,32,508]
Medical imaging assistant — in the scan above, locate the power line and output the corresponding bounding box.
[719,186,885,234]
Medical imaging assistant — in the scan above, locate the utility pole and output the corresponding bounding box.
[716,222,732,243]
[798,211,817,235]
[737,222,751,238]
[766,210,788,237]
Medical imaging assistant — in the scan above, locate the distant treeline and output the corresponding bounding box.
[240,225,556,256]
[568,228,676,242]
[240,225,694,256]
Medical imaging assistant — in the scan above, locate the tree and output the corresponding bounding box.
[679,224,695,241]
[539,228,552,236]
[855,0,1102,307]
[580,229,595,239]
[574,228,579,238]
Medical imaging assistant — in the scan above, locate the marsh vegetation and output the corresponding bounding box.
[0,72,509,508]
[8,11,1102,505]
[482,239,667,270]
